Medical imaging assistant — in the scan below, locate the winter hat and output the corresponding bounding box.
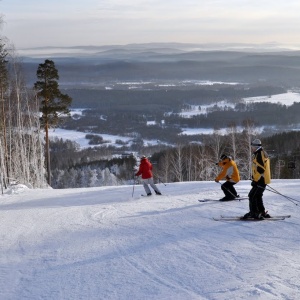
[141,155,147,159]
[220,154,228,160]
[251,139,262,146]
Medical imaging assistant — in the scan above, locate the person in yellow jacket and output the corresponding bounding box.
[215,154,240,201]
[242,139,271,219]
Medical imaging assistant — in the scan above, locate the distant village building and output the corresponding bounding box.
[146,120,165,126]
[147,121,156,126]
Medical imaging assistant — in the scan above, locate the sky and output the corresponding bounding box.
[1,0,300,50]
[0,179,299,299]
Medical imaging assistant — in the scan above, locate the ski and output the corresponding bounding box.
[213,215,291,221]
[221,214,291,219]
[198,197,248,203]
[214,217,285,221]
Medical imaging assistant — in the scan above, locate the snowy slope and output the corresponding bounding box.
[1,180,299,300]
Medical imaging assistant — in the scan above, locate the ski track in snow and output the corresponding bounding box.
[0,180,300,299]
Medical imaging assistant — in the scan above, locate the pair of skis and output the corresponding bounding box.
[213,215,291,221]
[198,197,248,203]
[197,198,291,221]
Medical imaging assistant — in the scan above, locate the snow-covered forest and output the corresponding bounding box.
[2,13,300,191]
[0,36,298,192]
[0,34,259,191]
[0,39,47,191]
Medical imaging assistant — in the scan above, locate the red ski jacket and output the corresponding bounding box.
[135,158,153,179]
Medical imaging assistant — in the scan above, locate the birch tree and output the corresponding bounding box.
[0,40,47,189]
[7,48,46,188]
[170,145,185,182]
[0,38,9,186]
[158,149,172,183]
[210,128,226,162]
[226,123,239,160]
[196,145,212,181]
[240,119,259,179]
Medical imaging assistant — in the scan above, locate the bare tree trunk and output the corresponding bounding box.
[196,146,212,181]
[1,88,9,185]
[45,122,51,186]
[210,129,226,161]
[227,124,238,160]
[158,150,171,183]
[185,145,194,181]
[241,119,259,179]
[0,137,7,189]
[170,145,184,182]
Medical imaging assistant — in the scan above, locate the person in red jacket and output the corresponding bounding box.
[135,156,162,196]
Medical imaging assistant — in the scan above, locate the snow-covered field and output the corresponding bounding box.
[180,126,264,136]
[1,179,299,300]
[50,92,300,144]
[49,128,132,149]
[179,91,300,118]
[49,128,164,149]
[244,92,300,106]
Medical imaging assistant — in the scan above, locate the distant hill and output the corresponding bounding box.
[19,42,300,88]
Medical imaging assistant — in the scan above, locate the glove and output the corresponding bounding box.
[215,162,218,165]
[215,179,219,183]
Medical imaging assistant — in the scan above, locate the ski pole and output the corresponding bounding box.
[157,176,167,186]
[216,181,239,199]
[249,179,299,206]
[265,184,299,206]
[132,173,136,198]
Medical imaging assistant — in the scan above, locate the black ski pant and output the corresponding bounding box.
[221,181,238,199]
[248,183,266,215]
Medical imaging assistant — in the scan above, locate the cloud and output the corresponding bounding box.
[2,0,300,48]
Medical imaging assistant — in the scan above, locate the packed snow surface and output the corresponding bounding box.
[1,179,299,300]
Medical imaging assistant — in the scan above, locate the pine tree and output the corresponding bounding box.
[34,59,72,185]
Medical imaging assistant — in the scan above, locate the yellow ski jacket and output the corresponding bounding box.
[252,147,271,185]
[216,158,240,183]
